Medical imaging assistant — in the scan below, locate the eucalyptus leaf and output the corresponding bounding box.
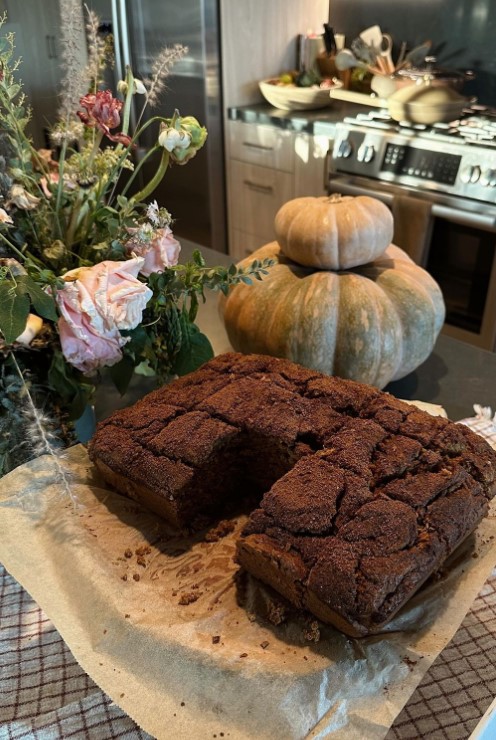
[109,356,136,396]
[17,274,58,321]
[0,282,29,343]
[7,83,20,99]
[172,315,213,376]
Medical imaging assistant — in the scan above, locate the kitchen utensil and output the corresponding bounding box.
[323,23,337,54]
[399,40,433,70]
[378,33,394,74]
[359,26,394,75]
[359,24,383,49]
[351,36,378,66]
[334,33,345,51]
[335,48,382,75]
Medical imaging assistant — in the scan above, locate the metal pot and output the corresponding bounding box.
[393,56,475,92]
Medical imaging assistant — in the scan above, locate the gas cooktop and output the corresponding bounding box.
[344,105,496,144]
[329,105,496,205]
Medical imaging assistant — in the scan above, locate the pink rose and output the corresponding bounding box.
[56,258,152,374]
[57,312,124,374]
[126,226,181,277]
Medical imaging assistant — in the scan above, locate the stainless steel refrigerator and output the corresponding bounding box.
[90,0,227,252]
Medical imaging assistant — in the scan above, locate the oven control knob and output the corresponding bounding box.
[481,168,496,187]
[470,165,481,183]
[336,139,352,158]
[460,165,475,184]
[357,143,375,163]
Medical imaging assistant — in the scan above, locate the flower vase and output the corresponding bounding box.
[73,404,96,443]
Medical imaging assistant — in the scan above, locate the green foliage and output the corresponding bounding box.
[0,11,276,476]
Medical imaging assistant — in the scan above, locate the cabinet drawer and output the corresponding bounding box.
[229,160,293,239]
[228,120,294,172]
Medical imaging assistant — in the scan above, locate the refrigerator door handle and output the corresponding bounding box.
[110,0,124,80]
[113,0,137,131]
[118,0,132,69]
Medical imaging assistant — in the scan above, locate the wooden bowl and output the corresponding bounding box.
[259,78,343,111]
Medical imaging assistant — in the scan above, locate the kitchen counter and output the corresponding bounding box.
[227,100,365,136]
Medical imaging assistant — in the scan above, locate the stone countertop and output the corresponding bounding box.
[227,100,365,136]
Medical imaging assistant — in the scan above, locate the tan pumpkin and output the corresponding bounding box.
[219,242,445,389]
[274,194,394,269]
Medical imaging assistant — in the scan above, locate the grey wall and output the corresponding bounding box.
[328,0,496,106]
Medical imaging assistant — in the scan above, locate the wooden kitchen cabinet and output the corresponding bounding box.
[226,120,330,261]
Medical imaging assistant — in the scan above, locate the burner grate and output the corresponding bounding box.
[343,106,496,147]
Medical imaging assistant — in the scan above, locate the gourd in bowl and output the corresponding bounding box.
[220,195,445,389]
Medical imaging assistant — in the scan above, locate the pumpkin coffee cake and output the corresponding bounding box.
[88,352,496,636]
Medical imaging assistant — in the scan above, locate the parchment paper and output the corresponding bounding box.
[1,435,496,740]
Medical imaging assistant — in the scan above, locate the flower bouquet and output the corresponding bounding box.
[0,7,271,476]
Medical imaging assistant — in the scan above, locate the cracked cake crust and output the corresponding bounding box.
[88,352,496,636]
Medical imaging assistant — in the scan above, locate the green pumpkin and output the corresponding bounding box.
[219,242,445,389]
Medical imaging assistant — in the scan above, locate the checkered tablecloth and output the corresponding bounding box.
[2,566,496,739]
[0,564,152,739]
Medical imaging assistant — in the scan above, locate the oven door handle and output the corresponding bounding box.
[329,179,496,230]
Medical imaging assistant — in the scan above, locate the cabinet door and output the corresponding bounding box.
[228,121,294,172]
[293,132,330,197]
[229,229,269,262]
[228,160,293,245]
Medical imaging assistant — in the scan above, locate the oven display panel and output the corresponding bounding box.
[381,144,462,185]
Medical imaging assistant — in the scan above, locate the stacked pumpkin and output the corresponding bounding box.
[219,194,445,389]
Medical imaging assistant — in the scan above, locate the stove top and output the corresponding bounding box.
[330,106,496,204]
[345,105,496,145]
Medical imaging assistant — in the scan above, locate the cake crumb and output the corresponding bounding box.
[205,519,236,542]
[132,573,140,582]
[266,600,287,626]
[179,592,201,605]
[239,652,248,658]
[303,620,321,643]
[403,656,418,671]
[212,635,221,644]
[260,641,269,649]
[121,574,128,581]
[136,545,152,556]
[181,701,185,707]
[125,614,130,619]
[124,549,133,559]
[136,556,147,567]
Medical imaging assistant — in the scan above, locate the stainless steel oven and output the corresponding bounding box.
[327,111,496,351]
